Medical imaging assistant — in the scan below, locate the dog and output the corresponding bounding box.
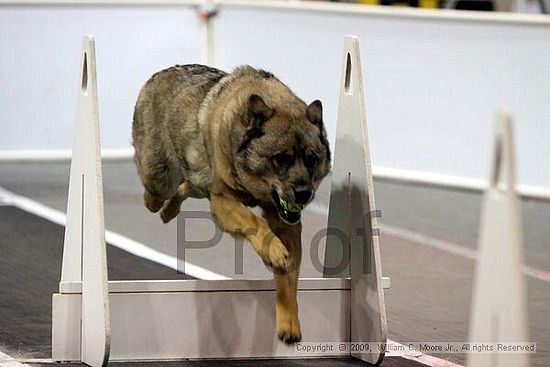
[132,64,331,343]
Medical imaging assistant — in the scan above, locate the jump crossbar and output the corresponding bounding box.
[58,278,352,294]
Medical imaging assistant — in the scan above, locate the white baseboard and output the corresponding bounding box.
[374,166,550,202]
[0,148,134,161]
[1,150,550,201]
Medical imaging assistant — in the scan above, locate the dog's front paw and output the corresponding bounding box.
[277,311,302,344]
[262,236,289,270]
[269,239,289,269]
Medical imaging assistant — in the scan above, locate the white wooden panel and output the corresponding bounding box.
[67,35,110,367]
[52,289,350,361]
[325,36,387,365]
[52,294,82,362]
[59,278,350,294]
[467,113,529,367]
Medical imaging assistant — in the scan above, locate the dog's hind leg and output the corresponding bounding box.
[136,155,168,213]
[263,207,303,344]
[159,181,189,223]
[143,190,164,213]
[138,153,182,215]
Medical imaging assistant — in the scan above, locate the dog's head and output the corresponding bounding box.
[232,94,331,225]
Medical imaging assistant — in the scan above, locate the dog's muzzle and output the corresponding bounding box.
[271,187,306,225]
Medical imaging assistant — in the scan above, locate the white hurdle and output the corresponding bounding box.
[53,35,110,367]
[467,112,529,367]
[325,35,389,365]
[51,35,389,366]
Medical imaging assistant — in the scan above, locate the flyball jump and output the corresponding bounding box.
[467,112,529,367]
[52,35,390,366]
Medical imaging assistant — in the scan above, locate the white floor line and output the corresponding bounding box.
[386,341,463,367]
[12,359,53,364]
[0,351,32,367]
[0,186,228,281]
[309,203,550,283]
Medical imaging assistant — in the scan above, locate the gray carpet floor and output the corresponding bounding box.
[1,160,549,366]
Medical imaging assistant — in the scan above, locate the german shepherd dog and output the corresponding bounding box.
[132,64,331,343]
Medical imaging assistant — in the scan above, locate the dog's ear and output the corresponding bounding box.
[307,100,331,163]
[306,100,323,128]
[246,94,274,129]
[237,95,273,153]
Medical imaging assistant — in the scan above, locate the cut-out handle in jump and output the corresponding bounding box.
[489,111,514,192]
[81,52,88,94]
[344,52,352,95]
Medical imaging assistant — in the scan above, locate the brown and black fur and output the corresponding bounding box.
[132,64,331,343]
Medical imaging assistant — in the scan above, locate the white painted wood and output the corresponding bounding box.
[467,112,529,367]
[64,35,110,367]
[52,294,82,362]
[325,35,387,365]
[199,0,217,66]
[59,278,350,294]
[52,289,349,361]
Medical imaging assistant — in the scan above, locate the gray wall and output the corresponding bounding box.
[0,4,201,152]
[1,2,550,190]
[215,5,550,189]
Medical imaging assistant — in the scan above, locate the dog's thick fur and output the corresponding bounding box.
[132,64,331,343]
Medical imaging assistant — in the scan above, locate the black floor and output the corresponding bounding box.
[0,206,431,366]
[3,160,549,366]
[29,356,428,367]
[0,206,191,360]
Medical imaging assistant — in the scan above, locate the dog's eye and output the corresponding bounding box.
[304,154,319,168]
[272,153,293,166]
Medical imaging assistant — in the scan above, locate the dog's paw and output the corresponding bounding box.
[267,237,290,270]
[144,191,164,213]
[159,204,179,223]
[277,313,302,344]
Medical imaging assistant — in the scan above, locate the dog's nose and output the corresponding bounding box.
[293,184,312,204]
